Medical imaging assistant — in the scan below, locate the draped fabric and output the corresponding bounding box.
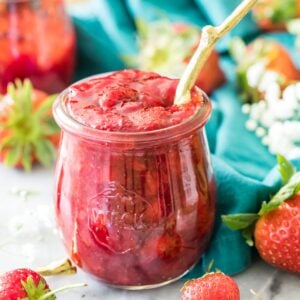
[66,0,300,276]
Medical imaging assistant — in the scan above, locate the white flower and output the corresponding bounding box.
[258,71,281,93]
[241,104,251,114]
[245,119,258,131]
[249,101,267,121]
[260,110,276,128]
[295,82,300,99]
[282,121,300,141]
[268,98,295,120]
[256,127,266,137]
[246,62,266,88]
[264,82,281,103]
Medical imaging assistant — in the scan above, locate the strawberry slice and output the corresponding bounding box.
[0,79,60,170]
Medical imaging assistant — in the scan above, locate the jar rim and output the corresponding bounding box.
[53,73,212,144]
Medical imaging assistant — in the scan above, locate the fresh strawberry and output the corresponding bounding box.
[230,38,300,102]
[0,260,86,300]
[124,19,225,95]
[252,0,300,31]
[0,79,60,170]
[181,272,240,300]
[223,155,300,274]
[0,268,55,300]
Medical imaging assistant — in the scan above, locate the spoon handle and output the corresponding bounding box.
[174,0,258,105]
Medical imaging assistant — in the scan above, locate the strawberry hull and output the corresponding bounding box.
[53,70,215,288]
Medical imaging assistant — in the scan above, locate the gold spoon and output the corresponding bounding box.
[174,0,258,105]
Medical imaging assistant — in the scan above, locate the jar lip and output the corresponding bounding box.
[53,73,212,144]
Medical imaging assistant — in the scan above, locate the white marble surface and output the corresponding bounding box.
[0,165,299,299]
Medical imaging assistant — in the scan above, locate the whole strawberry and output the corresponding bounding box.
[0,79,60,171]
[181,272,240,300]
[0,268,55,300]
[223,155,300,274]
[254,193,300,273]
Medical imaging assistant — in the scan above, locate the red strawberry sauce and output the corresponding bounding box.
[0,0,75,94]
[54,69,216,288]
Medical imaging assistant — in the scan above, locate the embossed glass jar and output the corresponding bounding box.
[53,72,216,289]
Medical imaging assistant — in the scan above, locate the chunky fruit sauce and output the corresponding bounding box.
[65,70,202,132]
[54,70,215,287]
[0,0,75,93]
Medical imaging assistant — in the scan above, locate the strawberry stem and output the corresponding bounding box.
[38,283,87,300]
[36,259,77,276]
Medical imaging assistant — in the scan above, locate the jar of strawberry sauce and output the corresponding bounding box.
[0,0,75,93]
[53,70,216,289]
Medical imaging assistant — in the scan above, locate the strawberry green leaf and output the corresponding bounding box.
[41,120,60,136]
[241,225,255,247]
[21,276,55,300]
[258,172,300,216]
[22,144,33,172]
[35,95,57,117]
[4,144,22,167]
[264,0,297,24]
[277,154,296,184]
[33,139,56,167]
[221,213,259,230]
[0,135,16,151]
[1,79,58,171]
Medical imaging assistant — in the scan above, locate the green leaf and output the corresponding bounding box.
[221,213,259,230]
[135,18,148,39]
[122,54,137,67]
[242,225,255,247]
[3,144,22,167]
[270,0,297,23]
[21,276,55,300]
[0,135,16,151]
[22,144,33,172]
[33,139,56,167]
[41,120,60,136]
[229,37,247,63]
[258,172,300,216]
[277,154,296,184]
[35,95,57,117]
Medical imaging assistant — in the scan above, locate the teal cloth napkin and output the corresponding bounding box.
[66,0,300,276]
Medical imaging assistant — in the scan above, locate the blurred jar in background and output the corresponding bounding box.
[0,0,76,93]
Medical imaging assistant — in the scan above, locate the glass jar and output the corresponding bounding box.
[53,74,216,289]
[0,0,76,93]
